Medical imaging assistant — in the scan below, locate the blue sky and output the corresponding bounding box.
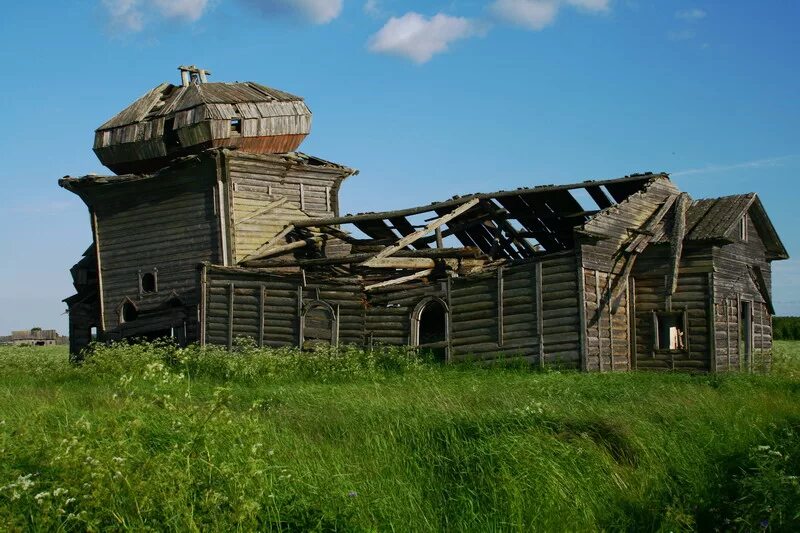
[0,0,798,334]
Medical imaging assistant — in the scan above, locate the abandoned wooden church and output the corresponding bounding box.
[61,66,789,372]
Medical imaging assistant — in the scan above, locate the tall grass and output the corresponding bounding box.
[0,341,799,531]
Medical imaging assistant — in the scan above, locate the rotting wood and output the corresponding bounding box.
[364,269,434,291]
[667,193,689,297]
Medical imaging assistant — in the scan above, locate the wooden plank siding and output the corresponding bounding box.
[366,283,447,347]
[582,269,630,372]
[91,162,221,340]
[225,151,352,263]
[711,212,774,372]
[203,267,364,348]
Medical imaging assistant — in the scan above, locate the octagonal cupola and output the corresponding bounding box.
[93,66,312,174]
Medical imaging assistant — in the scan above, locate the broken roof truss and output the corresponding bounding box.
[241,173,664,285]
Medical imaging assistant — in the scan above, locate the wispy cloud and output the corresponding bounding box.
[102,0,209,32]
[675,8,706,21]
[667,28,695,41]
[368,12,483,64]
[5,201,75,215]
[489,0,610,31]
[364,0,380,16]
[236,0,343,25]
[671,155,799,177]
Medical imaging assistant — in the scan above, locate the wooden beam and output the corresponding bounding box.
[625,194,678,254]
[666,193,689,296]
[586,185,614,209]
[389,216,430,249]
[245,235,320,263]
[536,262,544,369]
[227,282,234,350]
[291,174,659,228]
[241,224,295,262]
[364,269,434,291]
[362,257,436,270]
[497,267,504,347]
[480,200,536,258]
[363,198,480,267]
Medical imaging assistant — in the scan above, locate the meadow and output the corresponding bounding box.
[0,341,799,532]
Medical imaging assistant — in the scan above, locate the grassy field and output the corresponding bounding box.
[1,341,799,531]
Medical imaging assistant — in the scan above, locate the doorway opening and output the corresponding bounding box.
[412,298,448,363]
[740,300,753,371]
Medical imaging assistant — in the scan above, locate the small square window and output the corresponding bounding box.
[138,268,158,295]
[653,311,688,351]
[230,118,242,134]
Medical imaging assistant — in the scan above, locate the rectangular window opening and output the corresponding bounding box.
[230,118,242,135]
[739,214,748,241]
[654,311,687,351]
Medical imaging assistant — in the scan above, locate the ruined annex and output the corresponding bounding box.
[61,66,789,372]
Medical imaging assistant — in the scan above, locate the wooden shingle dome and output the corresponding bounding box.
[93,66,312,174]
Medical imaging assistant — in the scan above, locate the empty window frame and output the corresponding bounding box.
[163,118,181,149]
[120,301,138,324]
[739,214,748,242]
[138,268,158,295]
[230,118,242,135]
[653,311,688,352]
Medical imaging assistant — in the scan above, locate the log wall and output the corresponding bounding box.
[92,161,220,339]
[628,244,714,371]
[203,267,364,348]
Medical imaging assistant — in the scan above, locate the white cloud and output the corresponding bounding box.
[675,8,706,21]
[368,12,481,64]
[151,0,209,22]
[101,0,210,32]
[489,0,609,31]
[236,0,343,24]
[671,155,799,177]
[102,0,144,32]
[565,0,610,12]
[364,0,379,16]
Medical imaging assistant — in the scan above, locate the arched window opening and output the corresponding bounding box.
[121,301,138,324]
[302,302,336,350]
[141,272,157,293]
[412,298,448,363]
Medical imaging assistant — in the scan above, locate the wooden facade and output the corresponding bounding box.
[61,70,788,371]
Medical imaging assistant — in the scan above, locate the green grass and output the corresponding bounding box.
[1,341,799,531]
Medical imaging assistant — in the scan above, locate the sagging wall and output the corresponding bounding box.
[92,160,221,341]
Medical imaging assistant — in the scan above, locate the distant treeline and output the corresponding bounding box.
[774,317,800,340]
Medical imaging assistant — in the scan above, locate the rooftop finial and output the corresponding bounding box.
[178,65,212,87]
